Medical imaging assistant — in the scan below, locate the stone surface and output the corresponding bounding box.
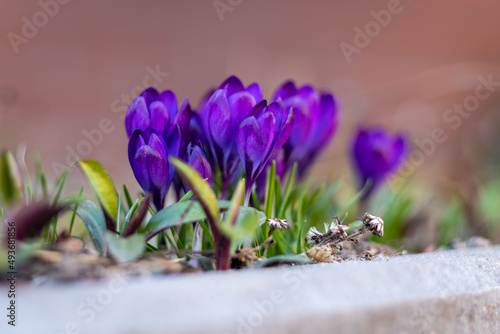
[3,247,500,334]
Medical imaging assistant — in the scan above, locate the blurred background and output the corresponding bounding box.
[1,0,500,247]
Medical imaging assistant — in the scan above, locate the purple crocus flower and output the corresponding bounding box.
[352,127,407,199]
[272,81,340,178]
[184,143,212,188]
[236,100,293,204]
[128,128,173,210]
[125,87,192,158]
[202,76,263,196]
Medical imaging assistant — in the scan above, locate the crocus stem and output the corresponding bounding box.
[220,175,230,200]
[244,181,253,206]
[153,192,164,211]
[214,236,232,270]
[207,216,232,271]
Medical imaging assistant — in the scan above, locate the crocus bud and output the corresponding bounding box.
[352,127,407,199]
[128,128,172,210]
[236,100,293,204]
[272,81,340,178]
[125,87,192,158]
[185,143,212,186]
[201,76,263,195]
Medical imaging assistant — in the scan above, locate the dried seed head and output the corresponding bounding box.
[324,219,350,239]
[305,218,350,247]
[267,218,290,230]
[362,213,384,237]
[306,227,322,246]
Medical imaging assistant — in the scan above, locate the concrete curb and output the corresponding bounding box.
[4,247,500,334]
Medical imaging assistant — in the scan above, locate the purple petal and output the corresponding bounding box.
[256,111,276,161]
[198,88,216,116]
[272,81,298,102]
[298,85,316,100]
[132,145,170,196]
[246,83,263,103]
[288,102,311,147]
[125,97,150,137]
[219,75,244,97]
[158,90,178,122]
[187,112,204,144]
[249,100,268,118]
[270,105,293,159]
[236,117,265,177]
[187,146,212,184]
[353,127,403,187]
[171,97,192,136]
[141,87,160,107]
[228,91,256,130]
[205,89,233,149]
[149,101,169,137]
[391,135,407,170]
[166,125,182,158]
[265,101,284,129]
[147,132,168,163]
[311,93,339,148]
[128,130,145,166]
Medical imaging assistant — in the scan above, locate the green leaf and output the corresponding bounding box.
[116,193,122,233]
[222,179,245,227]
[122,194,152,237]
[264,161,276,218]
[75,200,108,255]
[274,229,294,254]
[250,190,262,211]
[179,190,193,202]
[170,158,219,225]
[145,200,232,240]
[121,199,139,234]
[0,150,23,205]
[198,220,214,248]
[78,159,119,221]
[254,254,313,268]
[68,186,84,235]
[51,169,68,206]
[296,219,307,254]
[274,177,282,212]
[220,206,266,244]
[277,162,297,217]
[40,172,48,200]
[145,243,158,252]
[105,231,145,263]
[123,184,133,210]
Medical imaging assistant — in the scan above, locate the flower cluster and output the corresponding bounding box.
[125,75,407,210]
[125,75,344,208]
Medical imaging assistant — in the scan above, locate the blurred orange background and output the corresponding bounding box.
[1,0,500,197]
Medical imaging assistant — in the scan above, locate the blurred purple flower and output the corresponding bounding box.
[352,126,407,198]
[128,128,173,210]
[202,75,263,195]
[272,81,340,178]
[236,100,293,204]
[184,143,212,190]
[125,87,192,158]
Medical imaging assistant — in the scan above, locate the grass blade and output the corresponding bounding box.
[277,162,297,218]
[264,161,276,218]
[68,186,84,235]
[123,184,133,210]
